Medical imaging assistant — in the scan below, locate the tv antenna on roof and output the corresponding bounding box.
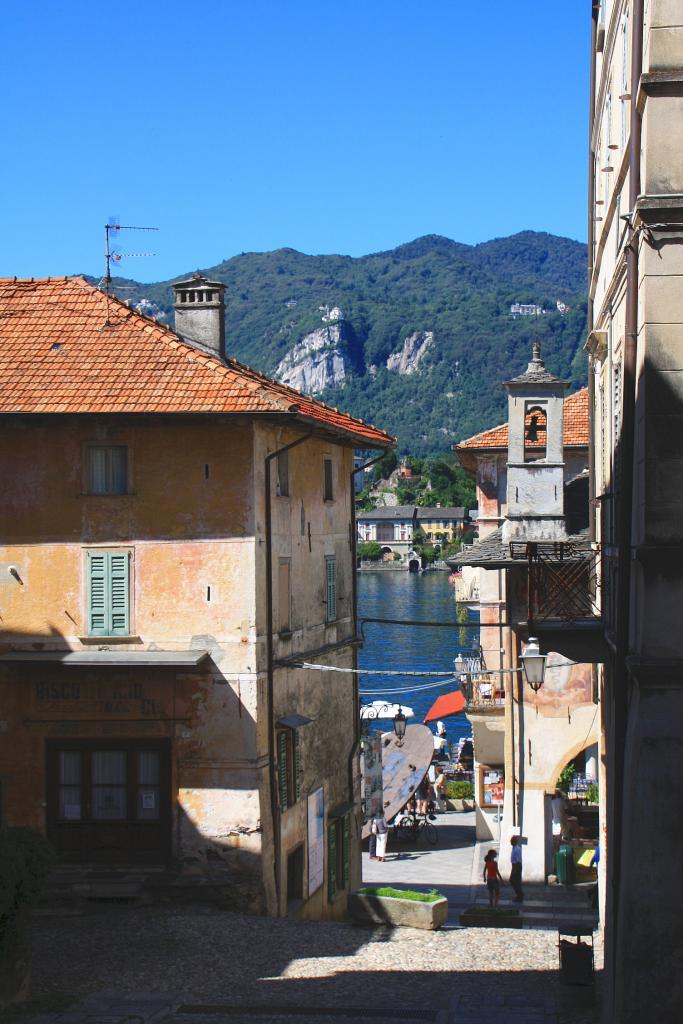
[103,216,159,326]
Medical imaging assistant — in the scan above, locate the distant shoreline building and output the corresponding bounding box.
[357,505,466,565]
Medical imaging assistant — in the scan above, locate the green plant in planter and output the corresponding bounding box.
[586,782,599,804]
[445,779,474,800]
[359,886,443,903]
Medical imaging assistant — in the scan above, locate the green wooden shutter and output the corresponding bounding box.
[326,557,337,622]
[88,553,108,635]
[327,822,337,901]
[293,729,301,802]
[342,814,350,889]
[277,731,289,811]
[88,552,129,637]
[109,553,129,636]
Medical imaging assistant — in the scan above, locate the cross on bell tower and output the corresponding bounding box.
[502,341,570,544]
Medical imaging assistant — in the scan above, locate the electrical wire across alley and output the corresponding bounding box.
[290,658,579,698]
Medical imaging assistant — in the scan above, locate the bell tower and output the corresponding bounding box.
[502,342,570,543]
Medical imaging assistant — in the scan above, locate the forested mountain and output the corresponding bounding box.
[101,231,588,455]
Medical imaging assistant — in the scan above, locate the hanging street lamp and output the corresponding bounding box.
[392,707,407,745]
[359,701,408,746]
[521,637,547,692]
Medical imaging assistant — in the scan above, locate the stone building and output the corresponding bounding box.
[0,274,393,919]
[356,505,465,565]
[451,359,599,880]
[416,507,466,543]
[356,506,419,565]
[586,1,683,1018]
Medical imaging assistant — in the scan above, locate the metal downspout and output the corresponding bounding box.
[612,0,644,1000]
[265,430,313,912]
[587,1,599,539]
[588,2,599,304]
[347,452,390,803]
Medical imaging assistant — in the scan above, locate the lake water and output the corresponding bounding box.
[357,570,475,748]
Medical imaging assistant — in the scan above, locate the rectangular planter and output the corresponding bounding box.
[459,907,523,929]
[348,891,448,930]
[445,798,474,812]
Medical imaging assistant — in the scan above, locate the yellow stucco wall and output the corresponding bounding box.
[0,414,362,918]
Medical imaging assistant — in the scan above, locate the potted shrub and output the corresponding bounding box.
[445,779,474,811]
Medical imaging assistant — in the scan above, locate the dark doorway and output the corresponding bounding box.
[287,843,304,908]
[46,738,171,863]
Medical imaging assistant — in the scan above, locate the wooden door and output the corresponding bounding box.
[46,738,171,864]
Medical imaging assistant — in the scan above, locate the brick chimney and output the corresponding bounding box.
[172,274,225,359]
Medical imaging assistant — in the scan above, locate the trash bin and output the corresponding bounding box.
[557,843,575,885]
[558,925,595,987]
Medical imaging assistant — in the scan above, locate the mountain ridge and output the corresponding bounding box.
[99,230,588,455]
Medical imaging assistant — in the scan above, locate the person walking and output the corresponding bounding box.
[433,764,446,812]
[368,821,378,860]
[373,814,388,862]
[415,774,430,816]
[510,835,524,902]
[483,849,503,908]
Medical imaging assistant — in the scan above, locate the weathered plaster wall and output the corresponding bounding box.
[0,415,264,896]
[251,426,361,918]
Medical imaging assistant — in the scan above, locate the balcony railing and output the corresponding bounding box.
[509,540,601,626]
[460,676,505,709]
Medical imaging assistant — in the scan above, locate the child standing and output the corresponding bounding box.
[483,849,503,907]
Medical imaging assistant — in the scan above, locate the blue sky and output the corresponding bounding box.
[1,1,589,281]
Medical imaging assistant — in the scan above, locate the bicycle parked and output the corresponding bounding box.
[394,809,438,846]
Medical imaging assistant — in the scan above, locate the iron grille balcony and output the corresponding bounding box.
[509,540,601,626]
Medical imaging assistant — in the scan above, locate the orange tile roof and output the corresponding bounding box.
[456,387,589,453]
[0,277,394,448]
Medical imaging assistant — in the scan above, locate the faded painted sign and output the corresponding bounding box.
[533,654,593,716]
[360,731,383,822]
[32,680,163,717]
[307,787,324,897]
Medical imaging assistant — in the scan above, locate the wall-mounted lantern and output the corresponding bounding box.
[521,637,547,692]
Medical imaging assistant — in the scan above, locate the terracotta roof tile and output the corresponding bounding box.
[0,276,394,448]
[456,387,589,452]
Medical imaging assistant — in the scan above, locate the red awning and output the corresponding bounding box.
[424,689,466,723]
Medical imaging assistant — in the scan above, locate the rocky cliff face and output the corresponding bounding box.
[386,331,434,375]
[274,323,348,394]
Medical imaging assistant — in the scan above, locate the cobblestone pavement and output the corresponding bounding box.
[19,813,601,1024]
[21,901,602,1024]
